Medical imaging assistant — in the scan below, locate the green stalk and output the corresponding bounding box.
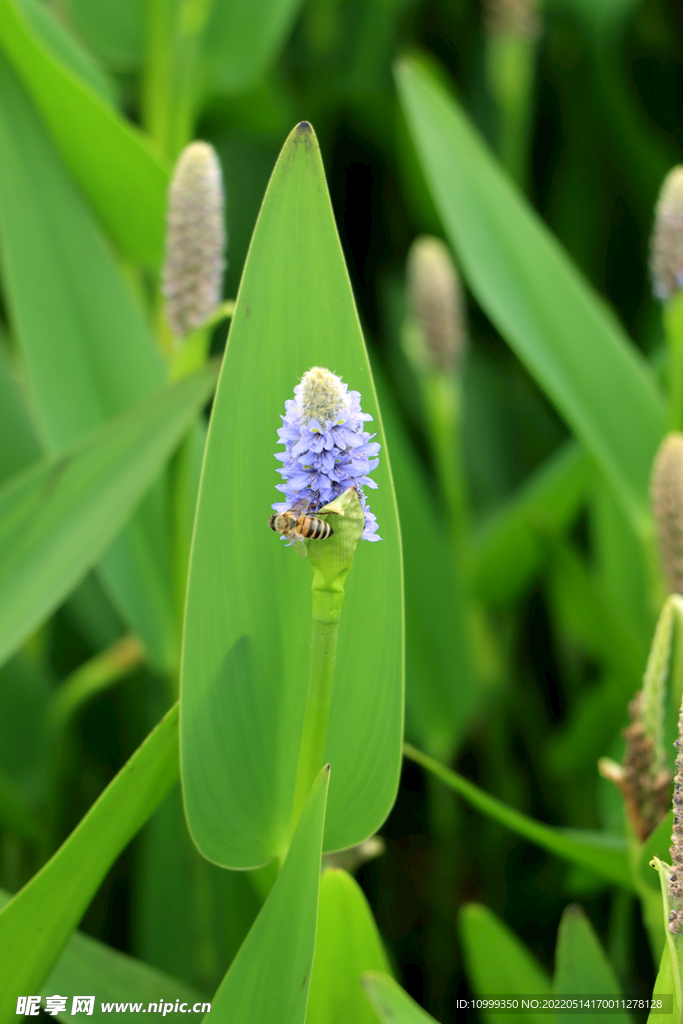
[485,33,538,190]
[142,0,214,158]
[665,292,683,431]
[290,487,364,834]
[291,618,340,828]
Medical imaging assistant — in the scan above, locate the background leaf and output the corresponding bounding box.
[553,905,630,1023]
[307,868,392,1024]
[395,57,664,533]
[362,971,438,1024]
[0,704,180,1023]
[0,52,174,665]
[0,0,168,265]
[459,903,551,1024]
[0,366,217,668]
[181,122,403,867]
[204,0,306,95]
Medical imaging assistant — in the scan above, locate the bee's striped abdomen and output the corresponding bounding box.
[298,515,333,540]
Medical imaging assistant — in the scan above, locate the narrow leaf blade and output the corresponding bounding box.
[209,765,329,1023]
[395,57,664,531]
[0,0,168,264]
[0,704,180,1021]
[0,366,216,667]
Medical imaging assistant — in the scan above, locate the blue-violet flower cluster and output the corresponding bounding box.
[273,366,381,541]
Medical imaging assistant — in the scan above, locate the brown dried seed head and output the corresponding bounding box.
[483,0,541,39]
[651,433,683,595]
[162,141,226,337]
[651,167,683,302]
[407,236,466,374]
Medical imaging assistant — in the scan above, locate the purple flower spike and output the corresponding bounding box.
[273,367,382,541]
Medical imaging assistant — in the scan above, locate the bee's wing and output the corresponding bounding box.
[286,534,308,557]
[287,497,311,516]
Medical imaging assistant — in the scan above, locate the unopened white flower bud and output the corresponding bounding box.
[298,366,348,425]
[651,433,683,595]
[162,141,226,337]
[651,167,683,302]
[407,236,466,375]
[483,0,541,39]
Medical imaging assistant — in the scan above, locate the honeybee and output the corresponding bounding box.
[268,498,334,557]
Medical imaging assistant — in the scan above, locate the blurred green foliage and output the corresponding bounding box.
[0,0,682,1020]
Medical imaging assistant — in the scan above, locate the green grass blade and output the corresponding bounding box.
[0,704,180,1023]
[553,905,630,1023]
[208,765,329,1023]
[362,972,437,1024]
[181,122,403,867]
[307,868,391,1024]
[395,57,664,533]
[459,903,550,1024]
[652,858,683,1018]
[404,745,632,888]
[204,0,305,95]
[0,0,168,265]
[0,889,203,1022]
[0,366,216,668]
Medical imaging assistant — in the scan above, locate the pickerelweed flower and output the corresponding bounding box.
[273,366,381,541]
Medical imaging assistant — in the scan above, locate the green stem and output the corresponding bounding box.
[665,292,683,431]
[485,33,537,190]
[291,617,339,832]
[142,0,175,154]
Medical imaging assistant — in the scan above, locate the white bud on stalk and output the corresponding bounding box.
[162,141,226,337]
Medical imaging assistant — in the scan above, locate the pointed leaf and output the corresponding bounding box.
[0,366,217,668]
[362,972,437,1024]
[209,765,329,1023]
[0,0,168,265]
[395,57,663,533]
[459,903,550,1024]
[180,122,403,867]
[553,905,630,1023]
[308,868,391,1024]
[0,704,180,1022]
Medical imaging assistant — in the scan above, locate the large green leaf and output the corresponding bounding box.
[0,53,174,665]
[308,868,391,1024]
[459,903,550,1024]
[362,972,437,1024]
[0,0,168,265]
[0,704,180,1023]
[0,888,203,1023]
[405,745,632,888]
[0,365,217,668]
[204,0,306,95]
[395,57,664,534]
[553,905,631,1024]
[180,122,403,867]
[208,766,329,1023]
